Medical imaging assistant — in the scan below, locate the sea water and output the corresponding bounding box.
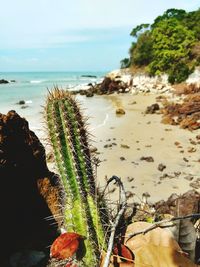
[0,71,106,135]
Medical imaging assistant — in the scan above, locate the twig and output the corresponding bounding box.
[126,213,200,242]
[102,175,127,267]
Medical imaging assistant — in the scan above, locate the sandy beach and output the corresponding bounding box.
[69,92,200,204]
[30,90,200,204]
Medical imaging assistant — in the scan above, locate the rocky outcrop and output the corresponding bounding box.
[155,190,200,216]
[0,79,9,84]
[161,91,200,130]
[0,111,61,266]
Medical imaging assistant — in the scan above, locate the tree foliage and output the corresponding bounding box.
[123,8,200,83]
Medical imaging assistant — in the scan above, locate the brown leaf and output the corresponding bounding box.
[125,222,200,267]
[113,243,135,262]
[50,232,82,260]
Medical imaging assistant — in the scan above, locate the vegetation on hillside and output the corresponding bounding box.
[121,8,200,83]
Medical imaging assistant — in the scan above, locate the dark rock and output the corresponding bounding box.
[17,100,26,105]
[81,75,97,78]
[85,90,94,97]
[155,190,200,216]
[21,105,29,109]
[10,80,16,83]
[120,156,126,161]
[140,156,154,162]
[121,144,130,149]
[116,108,125,115]
[145,103,160,114]
[158,163,166,172]
[0,111,60,266]
[190,178,200,189]
[0,79,9,84]
[126,191,134,199]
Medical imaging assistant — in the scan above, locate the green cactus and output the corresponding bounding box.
[46,88,106,266]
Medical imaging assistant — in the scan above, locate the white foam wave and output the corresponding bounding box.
[30,80,43,84]
[25,100,33,104]
[91,113,109,130]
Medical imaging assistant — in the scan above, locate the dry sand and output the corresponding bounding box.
[77,93,200,204]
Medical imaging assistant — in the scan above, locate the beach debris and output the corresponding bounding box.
[90,146,98,153]
[50,232,82,260]
[158,163,166,172]
[121,144,130,149]
[116,108,126,115]
[120,156,126,161]
[145,103,160,114]
[189,178,200,189]
[124,221,197,267]
[183,157,189,162]
[140,156,154,162]
[127,177,134,182]
[126,191,134,199]
[188,147,197,153]
[184,175,194,181]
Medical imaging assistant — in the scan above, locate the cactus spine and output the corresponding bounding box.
[46,88,106,266]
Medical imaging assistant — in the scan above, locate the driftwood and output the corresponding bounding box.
[101,176,127,267]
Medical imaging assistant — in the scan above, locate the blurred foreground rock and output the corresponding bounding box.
[0,111,61,266]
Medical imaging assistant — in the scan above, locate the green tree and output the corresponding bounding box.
[120,58,130,69]
[130,23,150,37]
[152,8,186,28]
[130,31,153,66]
[149,18,196,83]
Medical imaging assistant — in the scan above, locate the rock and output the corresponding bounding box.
[17,100,26,105]
[155,190,200,216]
[188,147,196,153]
[90,146,98,153]
[190,178,200,189]
[184,175,194,181]
[140,156,154,162]
[0,111,60,265]
[120,156,126,161]
[85,90,94,97]
[81,75,97,78]
[21,105,29,109]
[0,79,9,84]
[126,191,134,199]
[10,80,16,83]
[145,103,160,114]
[116,108,125,115]
[10,250,46,267]
[158,163,166,172]
[127,177,134,182]
[120,144,130,149]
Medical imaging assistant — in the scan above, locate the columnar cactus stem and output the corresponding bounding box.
[46,88,106,266]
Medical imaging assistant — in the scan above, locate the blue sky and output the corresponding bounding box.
[0,0,199,72]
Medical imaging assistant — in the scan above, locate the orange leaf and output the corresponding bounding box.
[113,243,135,262]
[50,232,82,260]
